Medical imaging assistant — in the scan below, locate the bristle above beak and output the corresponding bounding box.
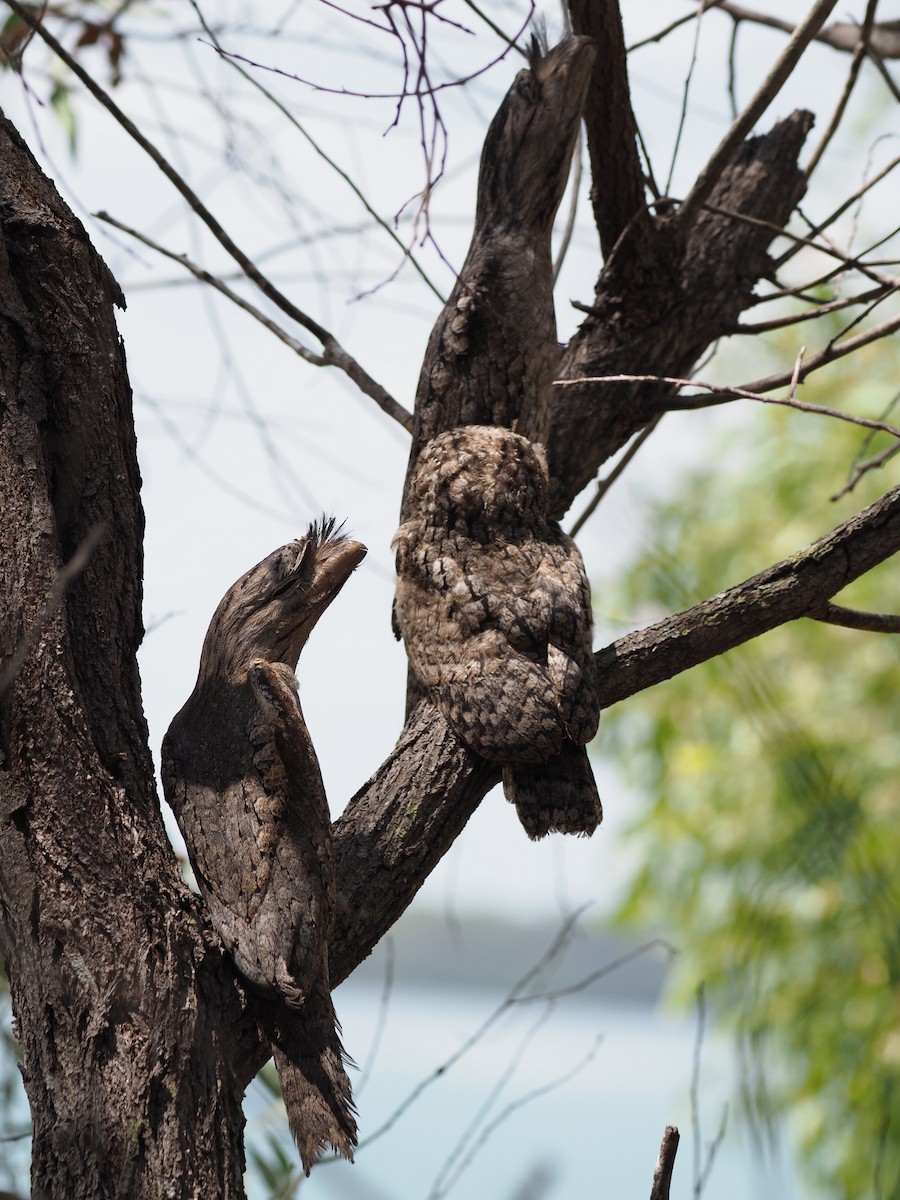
[307,515,347,548]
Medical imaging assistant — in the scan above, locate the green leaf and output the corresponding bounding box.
[607,330,900,1199]
[49,80,78,156]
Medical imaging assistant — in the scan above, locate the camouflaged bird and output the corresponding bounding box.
[392,425,602,838]
[161,519,364,1174]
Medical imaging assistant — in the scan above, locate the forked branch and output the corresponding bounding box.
[324,481,900,999]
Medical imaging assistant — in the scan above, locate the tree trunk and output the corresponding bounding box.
[0,109,256,1198]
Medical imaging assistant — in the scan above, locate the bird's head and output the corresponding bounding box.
[199,518,366,681]
[410,425,549,534]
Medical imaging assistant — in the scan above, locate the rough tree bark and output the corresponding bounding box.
[0,113,256,1196]
[0,6,898,1197]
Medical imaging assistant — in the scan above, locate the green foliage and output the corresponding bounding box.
[607,348,900,1199]
[49,78,77,154]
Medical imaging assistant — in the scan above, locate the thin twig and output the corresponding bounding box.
[554,370,900,441]
[665,0,709,198]
[833,437,900,499]
[736,282,899,334]
[677,0,840,229]
[788,345,805,398]
[0,524,106,697]
[96,212,415,431]
[355,935,395,1095]
[98,213,323,365]
[427,1003,557,1200]
[727,19,740,119]
[810,603,900,632]
[357,919,670,1151]
[552,128,582,286]
[569,417,661,538]
[4,0,408,434]
[691,985,706,1198]
[190,0,445,304]
[354,910,585,1149]
[628,1,726,53]
[774,153,900,269]
[737,310,900,393]
[805,0,879,177]
[698,1105,729,1195]
[459,0,529,58]
[430,1036,604,1200]
[509,938,676,1005]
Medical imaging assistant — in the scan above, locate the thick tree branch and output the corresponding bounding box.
[322,482,900,997]
[401,35,596,510]
[547,110,812,515]
[594,483,900,706]
[567,0,650,258]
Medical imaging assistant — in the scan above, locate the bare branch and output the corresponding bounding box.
[703,2,900,59]
[691,985,706,1195]
[677,0,839,230]
[664,0,709,198]
[734,310,900,393]
[460,1,530,56]
[4,0,405,431]
[833,437,900,500]
[355,911,587,1148]
[629,1,726,53]
[97,212,415,432]
[774,153,900,268]
[552,130,582,286]
[430,1035,603,1200]
[805,0,880,177]
[810,603,900,633]
[555,372,900,441]
[428,1004,558,1200]
[568,0,649,257]
[788,345,805,399]
[650,1126,681,1200]
[568,417,661,538]
[190,1,446,302]
[737,282,899,334]
[592,482,900,709]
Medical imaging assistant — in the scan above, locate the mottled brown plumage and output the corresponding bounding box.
[393,426,602,838]
[161,518,363,1173]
